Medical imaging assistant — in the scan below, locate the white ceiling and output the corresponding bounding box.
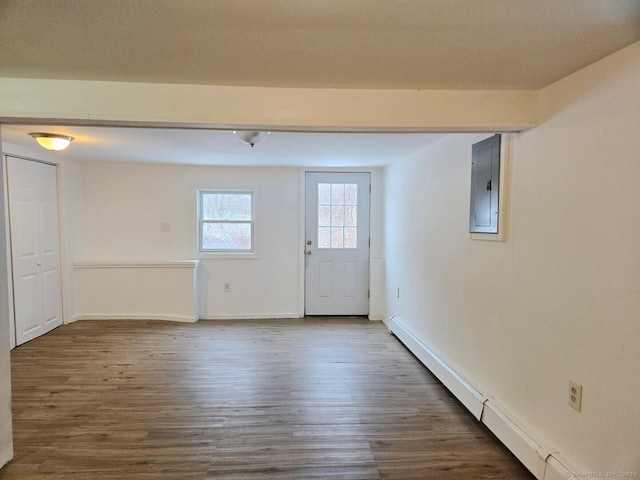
[1,0,639,90]
[1,125,446,167]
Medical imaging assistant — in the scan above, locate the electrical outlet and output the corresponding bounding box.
[160,222,171,233]
[569,381,582,412]
[223,282,231,293]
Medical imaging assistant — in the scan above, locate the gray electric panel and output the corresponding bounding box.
[469,135,500,233]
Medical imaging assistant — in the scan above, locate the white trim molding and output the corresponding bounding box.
[388,316,486,419]
[388,315,582,480]
[543,455,578,480]
[73,314,197,323]
[75,260,199,269]
[481,400,550,478]
[200,313,302,321]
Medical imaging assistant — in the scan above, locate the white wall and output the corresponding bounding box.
[1,154,15,351]
[384,41,640,473]
[57,156,84,323]
[369,169,386,320]
[75,261,200,322]
[79,163,301,318]
[0,130,14,469]
[78,163,385,320]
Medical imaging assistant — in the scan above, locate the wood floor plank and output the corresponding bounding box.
[0,318,533,480]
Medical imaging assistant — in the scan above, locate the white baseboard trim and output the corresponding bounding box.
[73,314,197,323]
[481,400,549,478]
[199,313,302,320]
[388,316,486,420]
[74,313,310,322]
[368,313,386,322]
[543,454,576,480]
[387,316,580,480]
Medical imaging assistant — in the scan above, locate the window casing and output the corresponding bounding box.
[198,190,254,252]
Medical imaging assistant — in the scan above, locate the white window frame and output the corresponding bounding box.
[197,189,255,253]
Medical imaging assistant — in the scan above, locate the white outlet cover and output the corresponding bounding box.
[569,381,583,412]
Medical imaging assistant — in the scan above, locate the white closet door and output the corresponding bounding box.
[7,157,62,345]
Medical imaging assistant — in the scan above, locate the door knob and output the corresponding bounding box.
[306,240,312,245]
[305,251,312,255]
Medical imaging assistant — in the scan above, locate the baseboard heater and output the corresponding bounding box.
[388,316,577,480]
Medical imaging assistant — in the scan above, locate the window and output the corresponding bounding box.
[317,183,358,249]
[198,190,254,252]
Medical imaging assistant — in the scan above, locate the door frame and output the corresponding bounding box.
[298,167,382,319]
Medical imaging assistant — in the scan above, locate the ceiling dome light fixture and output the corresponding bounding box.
[30,132,74,151]
[233,130,270,148]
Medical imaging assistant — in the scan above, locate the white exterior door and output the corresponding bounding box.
[305,172,370,315]
[7,157,62,346]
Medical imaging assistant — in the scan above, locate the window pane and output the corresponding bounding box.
[331,184,344,205]
[318,206,331,227]
[331,206,344,226]
[345,184,358,205]
[318,227,331,248]
[318,184,331,205]
[344,227,357,248]
[202,193,252,221]
[202,222,252,250]
[331,227,344,248]
[344,206,357,226]
[314,182,360,250]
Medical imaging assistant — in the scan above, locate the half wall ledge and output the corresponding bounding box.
[73,260,199,322]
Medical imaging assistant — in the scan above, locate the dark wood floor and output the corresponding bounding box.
[0,318,533,479]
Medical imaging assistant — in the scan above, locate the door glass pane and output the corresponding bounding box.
[344,227,357,248]
[344,206,357,226]
[345,184,357,205]
[331,184,344,205]
[331,227,344,248]
[331,206,344,226]
[318,183,359,249]
[318,227,331,248]
[318,184,331,205]
[318,206,331,226]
